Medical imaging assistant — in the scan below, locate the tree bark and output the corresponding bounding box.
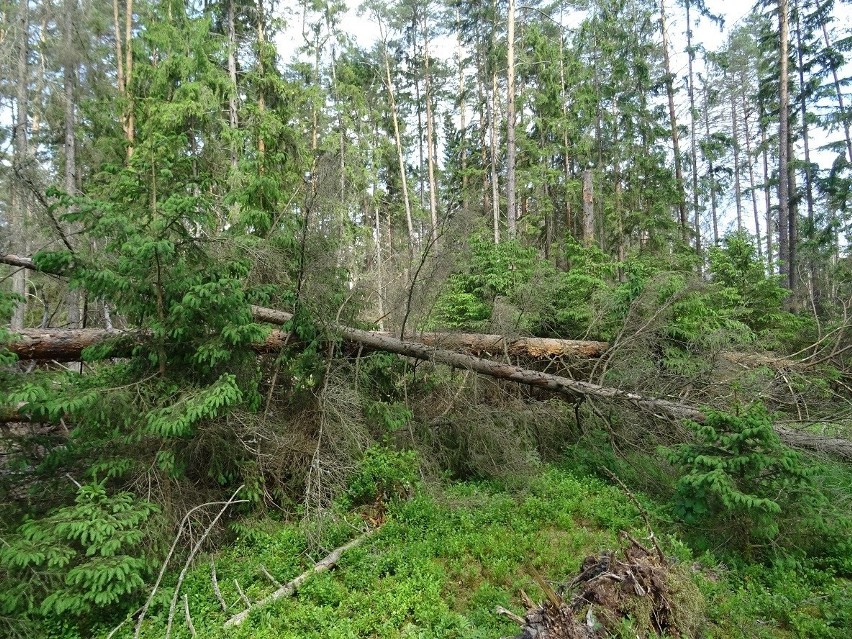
[378,20,415,248]
[582,169,594,246]
[702,79,719,246]
[730,70,744,232]
[505,0,517,238]
[11,0,30,331]
[686,0,701,255]
[659,0,687,239]
[423,14,439,242]
[490,70,501,244]
[740,72,762,258]
[3,319,609,363]
[778,0,791,288]
[6,315,850,460]
[227,0,238,170]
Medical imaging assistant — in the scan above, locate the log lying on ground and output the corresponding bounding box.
[4,327,297,362]
[4,307,852,459]
[3,259,850,458]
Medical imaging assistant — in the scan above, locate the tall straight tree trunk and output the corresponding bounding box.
[659,0,687,239]
[63,0,81,330]
[227,0,238,170]
[582,169,594,246]
[124,0,134,156]
[814,0,852,164]
[456,10,468,208]
[702,81,719,245]
[740,77,762,258]
[794,4,815,234]
[257,0,266,157]
[490,71,500,244]
[685,0,700,254]
[380,27,414,247]
[477,40,489,217]
[778,0,792,288]
[423,16,439,242]
[11,0,30,330]
[730,74,744,232]
[505,0,517,238]
[761,107,774,270]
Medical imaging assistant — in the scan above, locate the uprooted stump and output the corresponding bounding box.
[502,534,704,638]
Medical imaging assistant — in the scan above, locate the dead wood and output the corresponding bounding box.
[4,307,852,459]
[224,527,376,627]
[503,537,703,638]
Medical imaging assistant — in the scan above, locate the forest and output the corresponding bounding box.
[1,0,851,636]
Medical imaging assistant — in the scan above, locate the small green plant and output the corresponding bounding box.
[0,482,158,629]
[344,447,419,508]
[664,406,811,551]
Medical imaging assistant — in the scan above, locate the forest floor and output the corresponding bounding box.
[112,464,851,639]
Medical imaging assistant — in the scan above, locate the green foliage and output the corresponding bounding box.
[664,406,812,549]
[708,232,793,335]
[343,447,419,508]
[0,482,158,628]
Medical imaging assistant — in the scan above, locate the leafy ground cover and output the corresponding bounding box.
[103,465,849,639]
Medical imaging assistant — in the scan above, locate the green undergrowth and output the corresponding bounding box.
[97,464,850,639]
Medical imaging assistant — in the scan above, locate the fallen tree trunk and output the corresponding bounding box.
[3,327,297,362]
[4,258,850,459]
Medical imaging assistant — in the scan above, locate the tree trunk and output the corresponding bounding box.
[490,70,501,243]
[686,1,701,255]
[740,74,761,257]
[505,0,517,238]
[3,326,609,363]
[11,0,30,331]
[379,22,415,248]
[761,104,774,270]
[423,15,439,242]
[730,72,744,232]
[778,0,791,288]
[703,80,719,245]
[794,3,815,235]
[227,0,238,170]
[6,314,850,460]
[582,169,594,246]
[659,0,687,239]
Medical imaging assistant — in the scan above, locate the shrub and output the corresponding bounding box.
[664,406,811,553]
[0,482,158,630]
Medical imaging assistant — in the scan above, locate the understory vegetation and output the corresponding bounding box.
[3,0,852,636]
[3,228,852,638]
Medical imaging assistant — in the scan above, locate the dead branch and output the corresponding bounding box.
[224,527,377,627]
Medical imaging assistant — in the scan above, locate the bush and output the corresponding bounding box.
[0,482,158,631]
[664,406,811,553]
[344,447,419,508]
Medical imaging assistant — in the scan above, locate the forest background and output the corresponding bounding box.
[1,0,852,637]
